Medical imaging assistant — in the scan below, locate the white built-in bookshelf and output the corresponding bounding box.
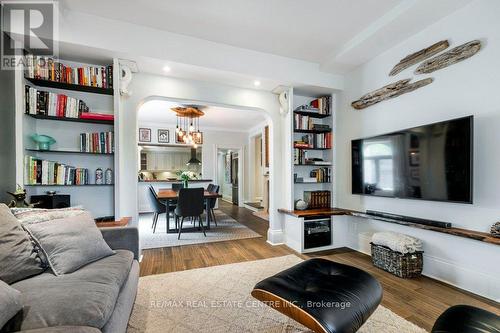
[281,87,337,253]
[15,57,117,218]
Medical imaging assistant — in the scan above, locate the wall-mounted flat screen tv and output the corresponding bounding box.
[351,116,473,203]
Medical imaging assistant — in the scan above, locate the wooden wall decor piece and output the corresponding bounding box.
[351,78,433,110]
[389,40,449,76]
[415,40,481,74]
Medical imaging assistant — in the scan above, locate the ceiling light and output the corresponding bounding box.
[254,80,261,87]
[163,66,171,72]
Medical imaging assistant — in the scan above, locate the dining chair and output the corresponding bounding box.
[147,185,167,233]
[207,185,220,226]
[175,188,206,239]
[172,183,184,192]
[207,184,215,192]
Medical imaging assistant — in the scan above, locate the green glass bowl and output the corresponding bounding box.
[31,134,56,151]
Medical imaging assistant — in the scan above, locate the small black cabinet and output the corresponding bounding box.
[304,215,332,249]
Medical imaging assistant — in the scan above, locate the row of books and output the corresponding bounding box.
[80,132,114,154]
[294,96,332,115]
[25,55,113,88]
[303,191,331,209]
[25,156,90,185]
[294,114,332,131]
[294,133,332,149]
[25,86,89,118]
[311,167,332,183]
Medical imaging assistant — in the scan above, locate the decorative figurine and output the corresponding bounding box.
[295,199,308,211]
[95,168,103,185]
[30,134,56,151]
[105,168,113,184]
[7,184,32,208]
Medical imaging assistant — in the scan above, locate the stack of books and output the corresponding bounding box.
[25,156,89,185]
[294,133,332,149]
[80,132,114,153]
[311,167,331,183]
[294,96,332,115]
[294,114,314,130]
[25,55,113,88]
[303,190,331,209]
[25,86,89,118]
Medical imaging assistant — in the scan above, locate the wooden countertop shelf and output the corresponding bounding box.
[278,208,500,246]
[96,217,131,228]
[278,207,351,218]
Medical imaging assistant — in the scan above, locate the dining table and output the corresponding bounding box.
[157,188,222,233]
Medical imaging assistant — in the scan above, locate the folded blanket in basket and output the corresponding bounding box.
[371,231,423,254]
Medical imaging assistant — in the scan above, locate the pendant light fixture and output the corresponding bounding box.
[172,106,204,147]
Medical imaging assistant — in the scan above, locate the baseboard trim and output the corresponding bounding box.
[267,228,285,245]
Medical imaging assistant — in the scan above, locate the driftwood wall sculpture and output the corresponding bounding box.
[351,78,433,110]
[389,40,449,76]
[415,40,481,74]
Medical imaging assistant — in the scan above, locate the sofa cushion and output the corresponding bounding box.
[23,212,115,275]
[14,326,101,333]
[0,204,46,284]
[11,207,85,225]
[0,280,22,329]
[10,250,133,331]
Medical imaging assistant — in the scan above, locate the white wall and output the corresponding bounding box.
[336,0,500,301]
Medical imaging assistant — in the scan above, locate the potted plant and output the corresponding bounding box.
[177,170,198,188]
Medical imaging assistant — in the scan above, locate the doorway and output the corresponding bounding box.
[216,147,242,205]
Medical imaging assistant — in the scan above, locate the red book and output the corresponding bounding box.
[80,113,114,121]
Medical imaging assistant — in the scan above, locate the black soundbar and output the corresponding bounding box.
[365,210,452,229]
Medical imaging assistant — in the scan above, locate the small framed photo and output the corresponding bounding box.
[157,129,170,143]
[139,128,151,142]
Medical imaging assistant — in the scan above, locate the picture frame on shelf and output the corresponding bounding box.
[157,129,169,143]
[139,128,151,142]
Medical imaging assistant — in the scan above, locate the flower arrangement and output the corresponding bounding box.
[177,170,198,188]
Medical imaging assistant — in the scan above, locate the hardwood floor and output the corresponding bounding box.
[139,201,499,331]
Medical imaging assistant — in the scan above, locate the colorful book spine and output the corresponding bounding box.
[80,132,114,153]
[24,156,89,185]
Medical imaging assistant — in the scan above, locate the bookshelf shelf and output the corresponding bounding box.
[24,184,114,187]
[293,110,331,118]
[293,128,331,134]
[25,77,114,95]
[294,163,332,166]
[26,114,114,125]
[293,147,330,150]
[25,149,114,155]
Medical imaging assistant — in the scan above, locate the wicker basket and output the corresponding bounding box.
[370,243,423,278]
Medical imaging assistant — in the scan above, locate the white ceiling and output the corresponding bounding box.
[60,0,473,74]
[138,100,267,132]
[61,0,399,64]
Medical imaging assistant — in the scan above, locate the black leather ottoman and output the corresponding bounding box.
[251,258,382,333]
[431,305,500,333]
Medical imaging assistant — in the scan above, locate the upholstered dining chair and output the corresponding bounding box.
[206,185,220,226]
[175,188,206,240]
[147,185,167,233]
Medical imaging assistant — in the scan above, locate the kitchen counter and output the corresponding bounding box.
[139,179,213,183]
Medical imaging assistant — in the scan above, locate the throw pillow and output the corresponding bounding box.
[0,204,46,284]
[23,212,115,275]
[11,206,85,225]
[0,280,22,329]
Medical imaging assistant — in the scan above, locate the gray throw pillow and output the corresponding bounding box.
[24,212,115,276]
[0,204,46,284]
[0,279,22,329]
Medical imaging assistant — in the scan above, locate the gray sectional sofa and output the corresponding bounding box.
[2,227,139,333]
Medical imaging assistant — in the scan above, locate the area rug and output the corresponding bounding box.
[138,210,261,249]
[127,255,428,333]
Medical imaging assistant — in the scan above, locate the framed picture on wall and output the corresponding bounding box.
[157,129,169,143]
[139,128,151,142]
